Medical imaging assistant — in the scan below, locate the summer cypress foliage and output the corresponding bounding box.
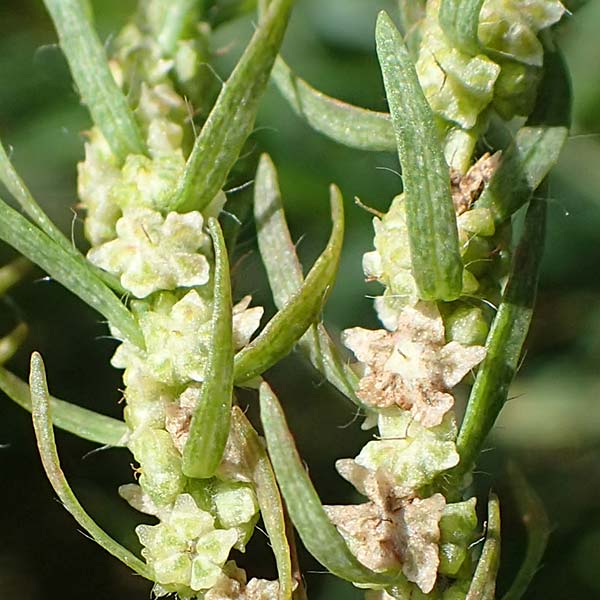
[0,1,574,598]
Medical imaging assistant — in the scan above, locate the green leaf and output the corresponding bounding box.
[155,0,201,55]
[29,353,150,577]
[375,11,463,302]
[439,0,485,54]
[207,0,258,27]
[502,463,550,600]
[0,139,125,294]
[182,219,234,479]
[0,140,71,254]
[234,183,344,383]
[229,407,294,600]
[253,154,359,400]
[259,381,394,585]
[269,58,396,152]
[475,126,567,224]
[0,197,144,348]
[476,49,571,224]
[466,494,501,600]
[0,257,31,296]
[43,0,145,161]
[0,364,127,446]
[457,197,546,473]
[0,323,28,365]
[168,0,295,213]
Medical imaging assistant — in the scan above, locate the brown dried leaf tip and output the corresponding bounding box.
[342,303,486,427]
[451,152,501,215]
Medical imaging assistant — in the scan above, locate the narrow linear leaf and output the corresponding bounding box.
[270,57,396,152]
[439,0,485,54]
[0,140,69,252]
[230,407,293,600]
[43,0,145,161]
[476,49,571,223]
[234,184,344,383]
[183,219,234,478]
[466,494,501,600]
[0,139,125,294]
[376,11,463,301]
[169,0,295,212]
[156,0,200,55]
[502,463,550,600]
[259,382,394,585]
[457,197,546,473]
[0,323,28,365]
[0,365,127,446]
[0,198,144,349]
[0,257,31,296]
[29,353,150,576]
[254,154,360,400]
[208,0,258,27]
[475,126,567,224]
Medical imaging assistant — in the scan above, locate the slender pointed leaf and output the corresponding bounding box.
[466,494,501,600]
[0,365,127,446]
[169,0,295,212]
[155,0,200,55]
[270,58,396,152]
[43,0,145,161]
[475,126,567,224]
[0,140,70,252]
[230,407,293,600]
[0,139,125,294]
[476,50,571,224]
[259,382,395,585]
[502,463,550,600]
[0,323,28,365]
[457,197,546,473]
[208,0,258,27]
[254,154,360,401]
[234,184,344,383]
[439,0,485,54]
[29,353,149,576]
[0,197,144,348]
[0,257,31,296]
[183,219,234,478]
[376,11,463,301]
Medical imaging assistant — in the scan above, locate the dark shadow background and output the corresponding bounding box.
[1,1,600,598]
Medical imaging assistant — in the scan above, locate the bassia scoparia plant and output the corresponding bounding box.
[0,0,576,598]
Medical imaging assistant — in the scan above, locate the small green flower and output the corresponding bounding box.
[88,208,210,298]
[137,494,238,592]
[336,408,460,501]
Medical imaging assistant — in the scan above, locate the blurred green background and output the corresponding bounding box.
[1,1,600,598]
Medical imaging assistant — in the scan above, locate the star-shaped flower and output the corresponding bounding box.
[325,493,446,593]
[88,207,210,298]
[343,303,486,427]
[136,494,238,592]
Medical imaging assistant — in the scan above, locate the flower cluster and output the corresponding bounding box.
[319,3,566,596]
[77,5,268,597]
